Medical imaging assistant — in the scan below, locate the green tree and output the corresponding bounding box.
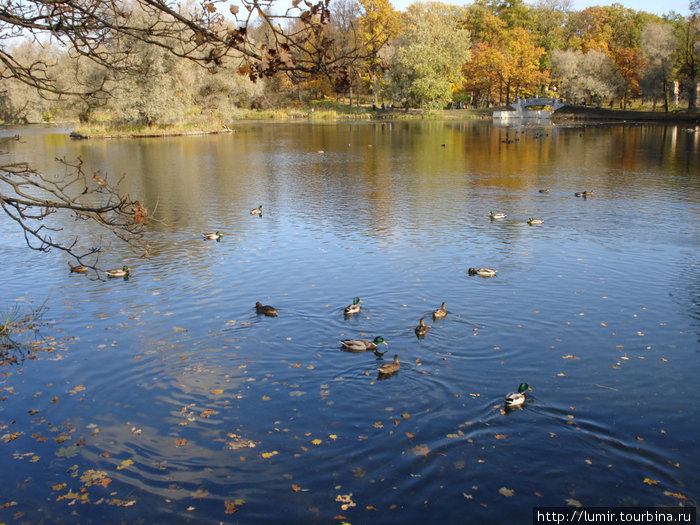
[387,2,471,109]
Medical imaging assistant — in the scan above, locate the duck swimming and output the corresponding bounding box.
[106,266,130,278]
[468,267,497,277]
[340,336,387,353]
[344,297,362,315]
[250,205,263,215]
[255,302,278,317]
[433,302,447,321]
[378,354,400,377]
[203,231,221,240]
[489,211,507,220]
[68,262,88,273]
[527,218,544,225]
[504,383,532,406]
[414,318,431,337]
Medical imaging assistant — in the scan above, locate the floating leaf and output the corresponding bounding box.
[55,445,79,458]
[498,487,515,497]
[663,491,687,500]
[211,389,224,395]
[292,484,302,492]
[494,434,507,440]
[565,498,582,507]
[311,439,322,445]
[174,438,187,447]
[224,500,240,514]
[562,355,579,360]
[643,478,659,486]
[261,451,278,459]
[408,444,430,456]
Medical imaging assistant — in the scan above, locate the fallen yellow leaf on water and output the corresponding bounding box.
[405,432,414,439]
[498,487,515,497]
[643,478,659,485]
[562,355,579,359]
[494,434,507,440]
[329,434,338,440]
[408,444,430,456]
[211,389,223,395]
[311,439,322,445]
[173,327,187,332]
[174,438,187,447]
[566,498,582,507]
[261,451,278,459]
[372,421,383,428]
[663,491,687,500]
[292,484,302,492]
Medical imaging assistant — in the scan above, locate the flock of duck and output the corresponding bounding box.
[67,196,613,407]
[228,200,544,407]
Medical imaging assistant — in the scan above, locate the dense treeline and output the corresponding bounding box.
[1,0,698,124]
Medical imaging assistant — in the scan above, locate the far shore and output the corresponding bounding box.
[49,104,700,140]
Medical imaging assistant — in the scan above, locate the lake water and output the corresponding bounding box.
[0,120,698,524]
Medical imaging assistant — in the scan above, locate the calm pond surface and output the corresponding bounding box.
[0,120,698,524]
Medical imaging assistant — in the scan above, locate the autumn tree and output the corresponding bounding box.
[387,2,471,109]
[358,0,401,106]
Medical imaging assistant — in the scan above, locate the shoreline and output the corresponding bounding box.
[51,105,700,140]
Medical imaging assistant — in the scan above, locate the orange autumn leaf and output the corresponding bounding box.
[292,484,302,492]
[494,434,507,440]
[643,478,659,485]
[224,500,239,514]
[174,438,187,447]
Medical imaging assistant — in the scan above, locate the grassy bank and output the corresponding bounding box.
[68,103,699,139]
[69,103,486,138]
[552,106,700,124]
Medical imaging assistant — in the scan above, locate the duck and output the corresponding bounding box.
[203,231,221,240]
[489,211,507,220]
[414,318,431,337]
[432,302,447,321]
[378,354,400,376]
[344,297,362,315]
[106,266,130,278]
[250,205,263,215]
[468,267,497,277]
[527,218,544,225]
[504,383,532,406]
[538,189,550,193]
[68,262,88,273]
[255,302,278,317]
[574,191,593,197]
[339,336,387,353]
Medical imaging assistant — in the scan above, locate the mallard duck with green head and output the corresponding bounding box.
[527,218,544,225]
[255,302,278,317]
[433,302,447,320]
[504,383,532,406]
[378,354,400,377]
[468,267,497,277]
[340,336,387,353]
[250,205,263,215]
[414,318,431,337]
[68,262,88,273]
[106,266,130,278]
[203,231,221,240]
[344,297,362,315]
[489,211,507,220]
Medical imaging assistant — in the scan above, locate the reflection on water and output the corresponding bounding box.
[0,121,698,524]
